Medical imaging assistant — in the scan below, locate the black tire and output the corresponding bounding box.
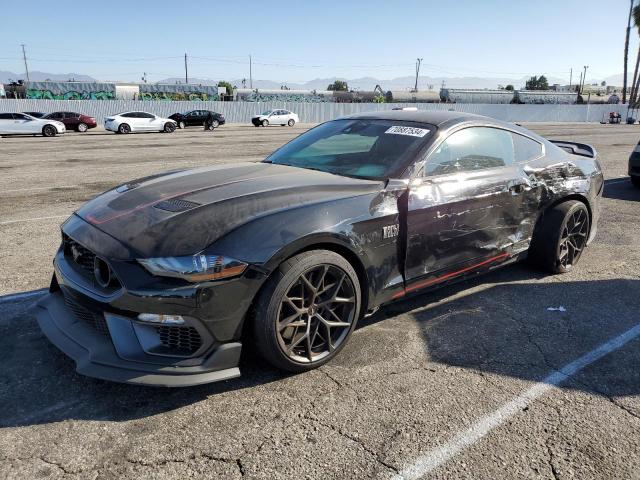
[211,119,220,128]
[632,176,640,188]
[163,122,176,133]
[288,119,295,127]
[118,123,131,134]
[76,123,88,133]
[262,119,269,127]
[253,250,361,372]
[178,121,185,129]
[528,200,590,274]
[42,125,57,137]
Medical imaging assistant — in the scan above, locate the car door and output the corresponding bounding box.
[12,113,39,134]
[0,113,14,133]
[403,125,532,283]
[65,112,80,129]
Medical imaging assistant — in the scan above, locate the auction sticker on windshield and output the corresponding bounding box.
[385,125,430,137]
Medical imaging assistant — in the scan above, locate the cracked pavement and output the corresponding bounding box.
[1,123,639,479]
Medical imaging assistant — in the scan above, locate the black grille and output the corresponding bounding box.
[63,293,110,336]
[154,198,201,213]
[155,325,202,355]
[63,234,95,274]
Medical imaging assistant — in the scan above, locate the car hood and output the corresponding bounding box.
[76,162,382,258]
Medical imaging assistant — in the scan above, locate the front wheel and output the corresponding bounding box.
[529,201,590,274]
[262,119,269,127]
[253,250,361,372]
[42,125,57,137]
[76,123,88,133]
[632,176,640,188]
[211,119,220,128]
[287,119,295,127]
[164,122,176,133]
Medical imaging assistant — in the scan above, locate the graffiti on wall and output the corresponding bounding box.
[240,92,329,103]
[26,89,115,100]
[139,91,218,101]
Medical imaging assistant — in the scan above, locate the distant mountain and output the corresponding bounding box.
[0,70,97,83]
[0,70,623,90]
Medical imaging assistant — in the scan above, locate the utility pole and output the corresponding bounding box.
[21,44,30,82]
[569,68,572,91]
[184,53,188,84]
[413,58,423,92]
[249,54,253,89]
[581,65,589,94]
[578,72,583,94]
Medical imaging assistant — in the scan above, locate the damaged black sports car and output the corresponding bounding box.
[36,111,603,386]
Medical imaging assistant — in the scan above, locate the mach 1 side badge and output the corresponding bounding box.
[383,224,399,239]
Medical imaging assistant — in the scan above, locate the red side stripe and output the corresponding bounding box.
[392,252,510,299]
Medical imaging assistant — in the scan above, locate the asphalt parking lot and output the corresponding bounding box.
[1,122,639,479]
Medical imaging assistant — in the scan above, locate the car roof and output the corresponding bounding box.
[341,110,490,126]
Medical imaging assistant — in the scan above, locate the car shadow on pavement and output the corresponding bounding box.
[603,178,640,201]
[2,264,639,428]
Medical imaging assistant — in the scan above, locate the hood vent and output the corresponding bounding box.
[154,198,201,213]
[116,182,140,193]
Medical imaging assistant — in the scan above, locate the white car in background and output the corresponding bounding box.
[104,111,177,134]
[0,113,66,137]
[251,109,299,127]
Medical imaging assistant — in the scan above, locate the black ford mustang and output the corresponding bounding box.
[36,111,603,386]
[169,110,225,129]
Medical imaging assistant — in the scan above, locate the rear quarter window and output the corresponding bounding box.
[512,132,543,162]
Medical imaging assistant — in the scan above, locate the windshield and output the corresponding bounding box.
[267,119,435,179]
[261,110,273,115]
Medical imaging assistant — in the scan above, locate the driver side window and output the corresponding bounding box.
[424,127,514,177]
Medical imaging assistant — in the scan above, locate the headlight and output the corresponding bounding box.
[138,254,247,282]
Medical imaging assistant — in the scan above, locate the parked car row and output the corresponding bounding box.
[0,108,299,137]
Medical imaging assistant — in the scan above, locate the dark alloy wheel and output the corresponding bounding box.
[529,200,590,274]
[288,119,295,127]
[262,119,269,127]
[211,119,220,128]
[77,123,88,133]
[164,122,176,133]
[253,250,361,372]
[632,176,640,188]
[118,123,131,134]
[42,125,57,137]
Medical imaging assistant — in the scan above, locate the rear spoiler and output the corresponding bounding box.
[549,140,597,158]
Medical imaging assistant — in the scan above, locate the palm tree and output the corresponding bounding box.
[630,5,640,105]
[624,0,635,104]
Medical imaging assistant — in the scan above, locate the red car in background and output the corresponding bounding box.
[43,112,98,132]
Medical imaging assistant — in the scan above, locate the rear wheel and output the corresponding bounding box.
[42,125,57,137]
[118,123,131,134]
[253,250,361,372]
[178,121,185,129]
[76,123,88,133]
[262,119,269,127]
[632,176,640,188]
[529,201,590,274]
[288,119,295,127]
[164,122,176,133]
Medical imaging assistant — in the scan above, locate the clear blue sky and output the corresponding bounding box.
[0,0,635,84]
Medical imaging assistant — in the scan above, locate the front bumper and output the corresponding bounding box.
[36,290,241,387]
[33,213,269,386]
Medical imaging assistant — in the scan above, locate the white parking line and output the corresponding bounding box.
[0,215,67,226]
[0,288,47,304]
[392,323,640,479]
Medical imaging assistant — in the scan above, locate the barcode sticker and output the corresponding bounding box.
[385,126,430,137]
